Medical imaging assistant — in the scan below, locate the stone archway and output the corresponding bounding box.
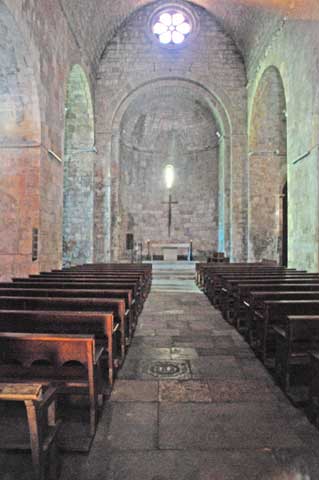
[109,79,233,262]
[249,66,287,264]
[63,65,95,266]
[0,1,41,279]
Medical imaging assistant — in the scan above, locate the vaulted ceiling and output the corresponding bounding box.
[59,0,319,70]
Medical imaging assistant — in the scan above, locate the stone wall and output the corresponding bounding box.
[63,65,95,267]
[247,17,319,271]
[117,87,220,259]
[0,0,95,278]
[1,0,318,275]
[249,66,287,263]
[95,0,248,262]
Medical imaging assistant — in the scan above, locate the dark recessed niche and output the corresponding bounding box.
[32,228,39,261]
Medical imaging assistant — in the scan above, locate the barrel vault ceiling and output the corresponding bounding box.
[59,0,319,70]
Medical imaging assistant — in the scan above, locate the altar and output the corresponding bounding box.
[150,243,190,261]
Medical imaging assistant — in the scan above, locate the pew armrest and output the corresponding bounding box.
[273,326,286,338]
[95,345,105,363]
[39,385,59,410]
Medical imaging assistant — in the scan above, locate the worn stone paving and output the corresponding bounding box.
[57,267,319,480]
[3,268,319,478]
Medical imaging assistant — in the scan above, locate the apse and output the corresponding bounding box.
[114,85,220,260]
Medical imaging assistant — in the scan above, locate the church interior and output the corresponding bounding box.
[1,0,319,478]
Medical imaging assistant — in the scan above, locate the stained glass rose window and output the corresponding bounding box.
[152,10,192,45]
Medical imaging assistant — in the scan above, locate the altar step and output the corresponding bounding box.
[150,262,200,293]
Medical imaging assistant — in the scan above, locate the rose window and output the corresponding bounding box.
[152,10,192,45]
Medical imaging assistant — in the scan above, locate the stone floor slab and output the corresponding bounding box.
[111,380,158,402]
[159,380,211,402]
[159,402,304,449]
[100,449,282,480]
[125,346,171,360]
[207,379,277,403]
[190,356,246,379]
[100,402,157,450]
[171,347,199,359]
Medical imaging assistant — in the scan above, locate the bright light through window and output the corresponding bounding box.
[152,10,192,45]
[165,164,175,189]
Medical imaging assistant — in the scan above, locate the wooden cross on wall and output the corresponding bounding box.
[162,191,178,238]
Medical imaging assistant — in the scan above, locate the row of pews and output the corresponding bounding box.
[0,262,152,479]
[196,262,319,424]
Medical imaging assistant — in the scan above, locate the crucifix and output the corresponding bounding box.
[162,189,178,238]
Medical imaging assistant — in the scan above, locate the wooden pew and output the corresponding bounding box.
[250,300,319,363]
[214,272,318,309]
[25,273,144,296]
[195,262,264,287]
[0,309,117,385]
[66,263,152,280]
[0,287,135,341]
[7,280,141,312]
[0,333,104,439]
[309,352,319,427]
[233,287,319,334]
[29,272,145,292]
[274,315,319,392]
[11,278,144,312]
[0,296,128,359]
[233,282,319,330]
[204,268,300,303]
[0,383,60,480]
[65,264,153,291]
[202,265,293,291]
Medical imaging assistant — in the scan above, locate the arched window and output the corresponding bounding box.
[164,164,175,189]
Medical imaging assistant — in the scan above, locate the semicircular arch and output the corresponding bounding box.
[63,64,95,267]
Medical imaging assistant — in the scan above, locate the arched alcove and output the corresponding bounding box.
[63,64,95,266]
[0,1,41,279]
[249,66,287,264]
[109,79,233,261]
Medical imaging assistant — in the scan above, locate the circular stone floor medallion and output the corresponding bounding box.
[148,361,189,378]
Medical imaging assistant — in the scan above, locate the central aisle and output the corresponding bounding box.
[62,264,319,479]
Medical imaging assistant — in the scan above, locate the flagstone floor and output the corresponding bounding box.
[2,264,319,479]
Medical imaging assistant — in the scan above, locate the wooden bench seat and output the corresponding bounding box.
[29,273,146,293]
[22,274,143,293]
[274,316,319,391]
[0,287,136,340]
[0,296,128,359]
[65,266,152,293]
[7,280,140,309]
[309,352,319,427]
[250,300,319,363]
[10,278,144,310]
[219,274,319,319]
[212,273,318,308]
[0,383,60,480]
[195,262,273,287]
[0,309,117,384]
[0,333,104,439]
[204,268,296,297]
[204,269,300,302]
[239,288,319,336]
[233,282,319,330]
